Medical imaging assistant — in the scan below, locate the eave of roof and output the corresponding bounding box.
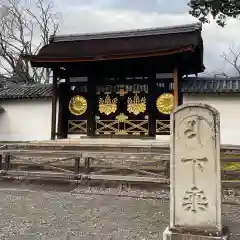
[28,22,203,74]
[30,45,194,64]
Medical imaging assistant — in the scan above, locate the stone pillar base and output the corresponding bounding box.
[163,227,229,240]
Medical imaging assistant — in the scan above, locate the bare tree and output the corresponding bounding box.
[221,46,240,77]
[0,0,61,84]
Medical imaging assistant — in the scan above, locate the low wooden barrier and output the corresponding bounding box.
[0,150,169,185]
[0,149,239,204]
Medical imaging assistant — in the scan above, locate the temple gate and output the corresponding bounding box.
[26,23,204,139]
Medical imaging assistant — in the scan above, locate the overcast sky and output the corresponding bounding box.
[55,0,240,76]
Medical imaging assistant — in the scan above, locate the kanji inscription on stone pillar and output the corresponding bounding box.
[182,185,208,213]
[170,103,221,233]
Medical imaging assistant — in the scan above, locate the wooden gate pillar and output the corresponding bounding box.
[87,75,96,136]
[51,69,58,140]
[148,74,156,137]
[173,66,180,108]
[57,77,70,139]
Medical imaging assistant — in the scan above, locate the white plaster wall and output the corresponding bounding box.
[183,94,240,145]
[1,94,239,145]
[0,99,53,141]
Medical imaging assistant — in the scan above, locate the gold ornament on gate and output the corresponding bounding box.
[69,95,87,115]
[116,113,128,122]
[156,93,174,115]
[99,94,118,115]
[127,93,146,115]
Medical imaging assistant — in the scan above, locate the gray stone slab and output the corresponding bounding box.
[163,227,228,240]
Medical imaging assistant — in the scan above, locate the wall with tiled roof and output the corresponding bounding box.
[181,77,240,93]
[0,84,52,100]
[0,77,239,101]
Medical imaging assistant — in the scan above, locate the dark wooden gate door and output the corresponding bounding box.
[67,83,88,135]
[155,78,174,135]
[95,83,149,136]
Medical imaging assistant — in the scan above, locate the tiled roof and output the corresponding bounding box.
[0,84,52,100]
[31,23,203,75]
[181,77,240,93]
[52,23,202,42]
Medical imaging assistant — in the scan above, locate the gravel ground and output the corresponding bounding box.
[0,183,239,240]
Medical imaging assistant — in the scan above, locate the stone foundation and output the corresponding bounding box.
[163,227,228,240]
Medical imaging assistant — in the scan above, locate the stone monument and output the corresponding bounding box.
[163,103,228,240]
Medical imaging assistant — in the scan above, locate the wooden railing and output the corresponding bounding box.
[0,150,169,184]
[0,149,239,204]
[0,151,83,181]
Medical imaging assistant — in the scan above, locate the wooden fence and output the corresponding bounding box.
[0,150,239,202]
[0,150,169,184]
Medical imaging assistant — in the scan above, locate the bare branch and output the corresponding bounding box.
[0,0,62,84]
[220,45,240,76]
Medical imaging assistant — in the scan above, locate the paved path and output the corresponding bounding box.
[0,183,239,239]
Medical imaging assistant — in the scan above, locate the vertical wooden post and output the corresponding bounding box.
[87,75,96,136]
[64,77,70,138]
[57,77,70,139]
[4,154,10,171]
[173,66,179,108]
[74,156,80,174]
[84,157,90,174]
[148,74,156,137]
[51,69,58,140]
[0,154,2,170]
